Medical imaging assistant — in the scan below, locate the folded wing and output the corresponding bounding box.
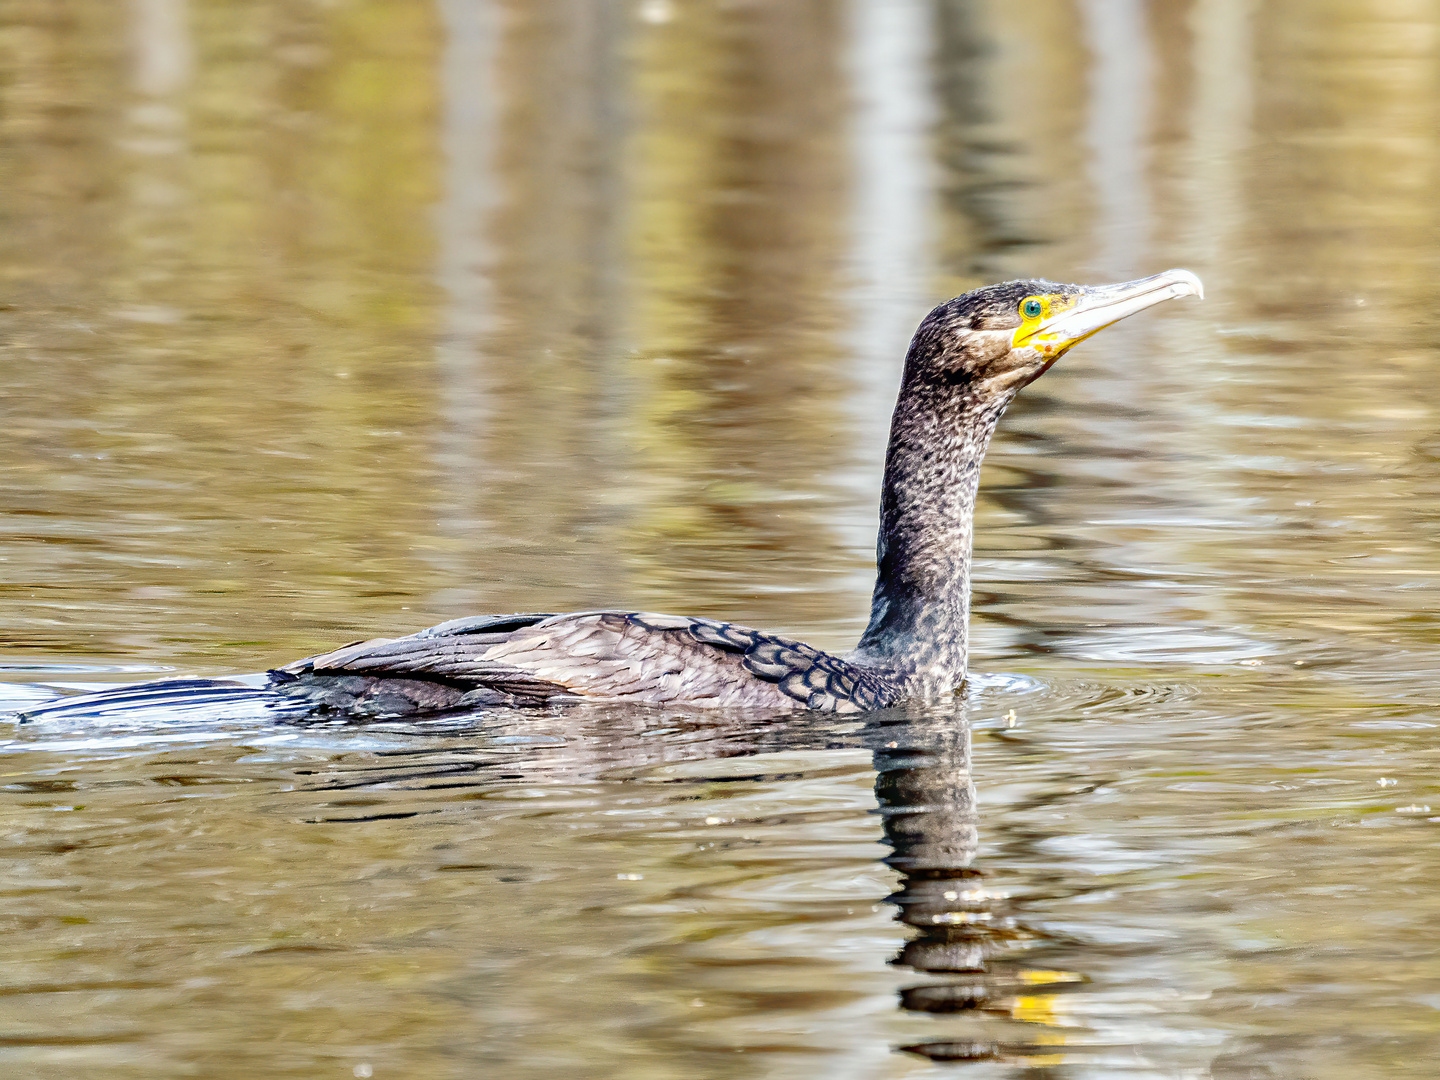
[275,610,887,714]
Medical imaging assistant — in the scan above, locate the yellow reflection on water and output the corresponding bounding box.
[624,0,859,637]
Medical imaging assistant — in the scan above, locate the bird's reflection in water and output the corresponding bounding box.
[294,700,1092,1067]
[868,707,1086,1067]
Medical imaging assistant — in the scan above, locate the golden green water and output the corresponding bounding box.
[3,1,1440,1076]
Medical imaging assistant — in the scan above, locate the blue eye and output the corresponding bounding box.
[1021,298,1044,318]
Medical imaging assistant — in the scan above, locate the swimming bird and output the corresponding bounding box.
[19,271,1201,722]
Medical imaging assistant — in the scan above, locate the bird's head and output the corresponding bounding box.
[905,269,1204,402]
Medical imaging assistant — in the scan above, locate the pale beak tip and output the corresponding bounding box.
[1162,268,1204,301]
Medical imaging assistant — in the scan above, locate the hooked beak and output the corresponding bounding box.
[1029,268,1204,355]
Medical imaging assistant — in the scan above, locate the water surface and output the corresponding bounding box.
[3,1,1440,1076]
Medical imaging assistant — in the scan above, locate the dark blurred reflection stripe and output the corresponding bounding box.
[623,0,861,638]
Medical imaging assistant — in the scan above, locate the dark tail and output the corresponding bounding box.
[14,677,308,725]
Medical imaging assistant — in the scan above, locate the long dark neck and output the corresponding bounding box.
[853,375,1007,694]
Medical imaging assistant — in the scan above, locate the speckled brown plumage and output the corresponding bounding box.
[272,611,893,716]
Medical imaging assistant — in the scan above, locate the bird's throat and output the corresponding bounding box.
[853,384,1005,695]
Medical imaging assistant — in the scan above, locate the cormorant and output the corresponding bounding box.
[19,270,1201,721]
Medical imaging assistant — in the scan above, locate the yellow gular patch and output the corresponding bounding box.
[1011,293,1078,356]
